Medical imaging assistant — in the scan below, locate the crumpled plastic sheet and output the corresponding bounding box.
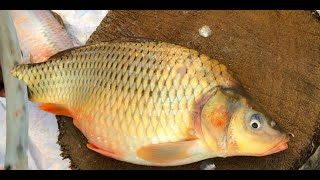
[52,10,109,46]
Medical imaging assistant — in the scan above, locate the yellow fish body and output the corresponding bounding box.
[11,40,289,166]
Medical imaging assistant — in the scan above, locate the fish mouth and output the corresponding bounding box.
[258,135,290,156]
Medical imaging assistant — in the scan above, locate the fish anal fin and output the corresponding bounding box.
[136,139,199,164]
[87,143,122,160]
[39,103,72,117]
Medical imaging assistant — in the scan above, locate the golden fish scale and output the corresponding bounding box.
[13,41,235,156]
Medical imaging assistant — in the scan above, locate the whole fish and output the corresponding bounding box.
[8,10,74,64]
[11,40,290,166]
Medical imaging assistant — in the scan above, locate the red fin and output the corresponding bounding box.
[136,140,199,164]
[87,143,122,160]
[39,103,72,117]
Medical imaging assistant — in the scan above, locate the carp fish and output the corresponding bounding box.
[11,40,290,166]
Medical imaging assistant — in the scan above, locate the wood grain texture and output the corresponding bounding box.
[58,10,320,170]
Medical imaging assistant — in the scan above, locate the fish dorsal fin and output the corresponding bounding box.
[47,38,160,60]
[47,46,85,60]
[47,37,173,60]
[107,37,159,43]
[136,139,200,164]
[47,42,106,60]
[50,11,65,28]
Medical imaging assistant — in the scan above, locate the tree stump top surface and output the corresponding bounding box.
[58,10,320,170]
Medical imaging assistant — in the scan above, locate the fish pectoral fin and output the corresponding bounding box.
[39,103,72,117]
[87,143,122,160]
[136,139,199,164]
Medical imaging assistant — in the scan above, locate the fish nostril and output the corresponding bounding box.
[270,121,276,128]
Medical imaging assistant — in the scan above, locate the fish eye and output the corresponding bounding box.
[250,120,260,129]
[250,114,263,129]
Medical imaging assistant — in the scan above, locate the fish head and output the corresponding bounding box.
[200,88,289,157]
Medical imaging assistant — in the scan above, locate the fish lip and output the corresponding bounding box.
[258,135,290,156]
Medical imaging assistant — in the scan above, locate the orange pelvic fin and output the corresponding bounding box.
[87,143,122,160]
[136,139,199,164]
[39,103,72,117]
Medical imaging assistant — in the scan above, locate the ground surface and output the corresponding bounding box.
[57,10,320,170]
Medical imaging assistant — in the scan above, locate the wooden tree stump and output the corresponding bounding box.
[57,10,320,170]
